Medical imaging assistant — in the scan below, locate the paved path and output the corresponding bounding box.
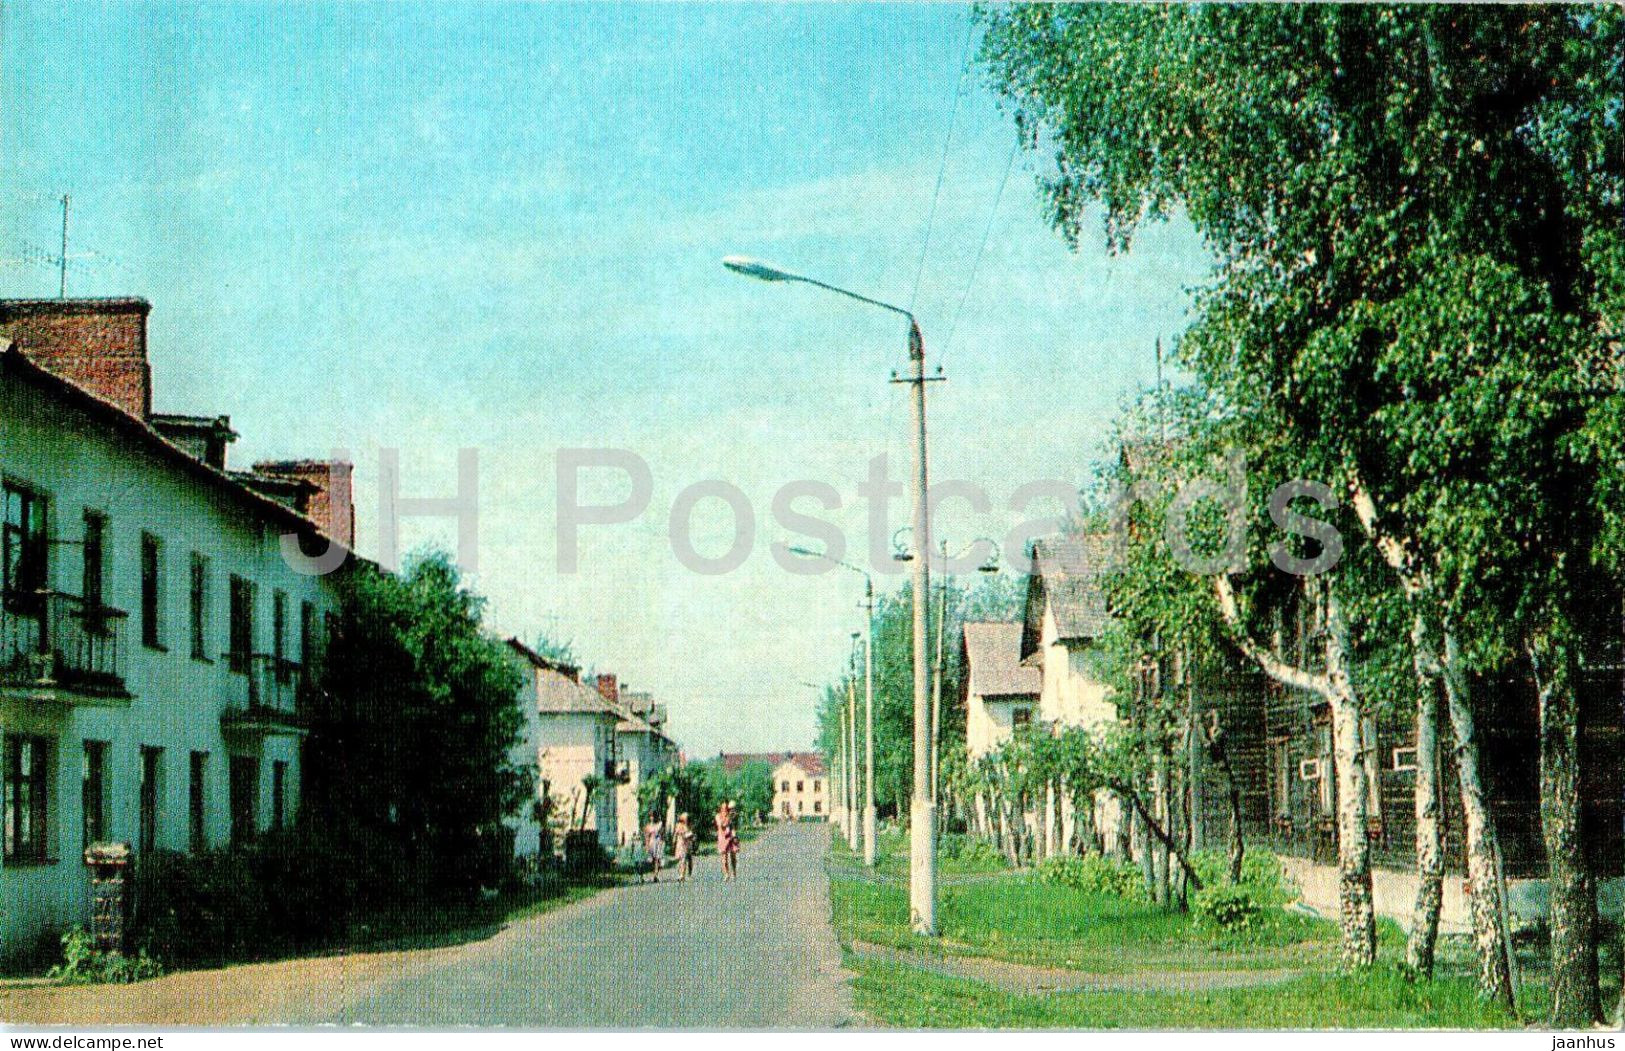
[293,822,854,1029]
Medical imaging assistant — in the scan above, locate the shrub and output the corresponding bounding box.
[939,833,1007,871]
[1188,848,1298,906]
[48,928,163,985]
[1192,882,1266,934]
[1035,853,1146,901]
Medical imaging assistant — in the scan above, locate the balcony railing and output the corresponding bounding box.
[221,653,306,733]
[0,590,128,697]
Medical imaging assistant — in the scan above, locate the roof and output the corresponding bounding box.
[0,296,149,317]
[720,751,825,777]
[1023,534,1112,655]
[0,345,353,555]
[962,621,1041,698]
[507,639,620,717]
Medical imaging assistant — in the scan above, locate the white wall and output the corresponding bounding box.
[1,374,339,958]
[537,710,618,851]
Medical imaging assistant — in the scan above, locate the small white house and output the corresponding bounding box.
[769,754,826,821]
[611,688,677,843]
[508,642,622,853]
[1023,534,1123,855]
[961,621,1041,761]
[0,299,351,961]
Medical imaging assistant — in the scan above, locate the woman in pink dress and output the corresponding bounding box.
[715,800,741,881]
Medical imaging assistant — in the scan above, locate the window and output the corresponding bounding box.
[797,800,804,814]
[81,512,107,614]
[781,780,789,792]
[189,553,210,661]
[813,780,820,793]
[1360,715,1383,826]
[796,780,804,793]
[189,752,208,852]
[813,801,822,814]
[228,576,255,672]
[139,747,162,854]
[300,600,317,666]
[272,590,289,682]
[4,734,49,862]
[82,741,107,848]
[2,483,47,612]
[229,756,259,844]
[140,532,163,649]
[272,760,288,832]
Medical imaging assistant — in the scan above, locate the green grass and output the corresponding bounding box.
[846,955,1535,1029]
[829,825,1010,878]
[828,835,1549,1029]
[832,868,1334,974]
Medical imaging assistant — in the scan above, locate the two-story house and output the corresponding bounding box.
[0,298,352,961]
[508,641,622,853]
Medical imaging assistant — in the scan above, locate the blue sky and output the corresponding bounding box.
[2,2,1213,756]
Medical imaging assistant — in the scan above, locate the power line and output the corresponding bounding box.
[908,15,977,315]
[939,136,1019,367]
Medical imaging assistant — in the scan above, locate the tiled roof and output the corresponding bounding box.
[962,621,1041,698]
[508,639,621,717]
[720,751,824,777]
[1025,534,1112,648]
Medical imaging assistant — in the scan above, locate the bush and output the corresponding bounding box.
[48,928,163,985]
[938,833,1008,871]
[1035,853,1146,901]
[1188,848,1298,907]
[1192,882,1266,934]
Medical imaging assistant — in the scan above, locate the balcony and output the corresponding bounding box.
[221,653,307,736]
[0,591,129,703]
[604,759,631,784]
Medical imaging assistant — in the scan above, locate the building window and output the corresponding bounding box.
[813,801,822,814]
[781,780,789,792]
[82,740,107,848]
[272,760,288,832]
[230,755,259,844]
[272,590,289,682]
[2,483,47,613]
[139,746,162,854]
[81,512,107,615]
[813,780,820,793]
[300,600,317,667]
[189,553,210,661]
[228,575,255,672]
[797,800,804,814]
[189,752,208,852]
[796,780,804,793]
[4,734,50,862]
[140,532,164,649]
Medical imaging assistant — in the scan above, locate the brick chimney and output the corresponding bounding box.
[595,674,619,707]
[0,298,152,418]
[251,460,355,547]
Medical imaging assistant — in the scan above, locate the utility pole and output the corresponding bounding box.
[931,538,948,804]
[901,320,937,935]
[59,194,70,299]
[846,671,859,852]
[862,577,877,868]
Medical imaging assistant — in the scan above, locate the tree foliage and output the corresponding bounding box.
[305,550,529,895]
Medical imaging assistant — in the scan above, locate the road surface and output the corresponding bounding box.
[295,820,854,1028]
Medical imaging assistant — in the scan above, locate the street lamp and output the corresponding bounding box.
[789,544,878,867]
[730,255,940,935]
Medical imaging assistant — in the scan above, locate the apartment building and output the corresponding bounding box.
[0,299,352,959]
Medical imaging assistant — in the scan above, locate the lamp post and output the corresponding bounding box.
[790,545,878,866]
[895,534,1000,806]
[728,255,939,934]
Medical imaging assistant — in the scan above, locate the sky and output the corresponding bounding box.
[1,1,1214,757]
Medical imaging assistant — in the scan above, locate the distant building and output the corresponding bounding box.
[720,752,827,821]
[597,677,678,843]
[0,298,353,960]
[961,621,1041,759]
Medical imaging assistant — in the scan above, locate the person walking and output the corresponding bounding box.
[643,815,666,884]
[716,800,741,882]
[673,813,696,881]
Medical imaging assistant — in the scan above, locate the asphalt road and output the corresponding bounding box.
[299,821,854,1029]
